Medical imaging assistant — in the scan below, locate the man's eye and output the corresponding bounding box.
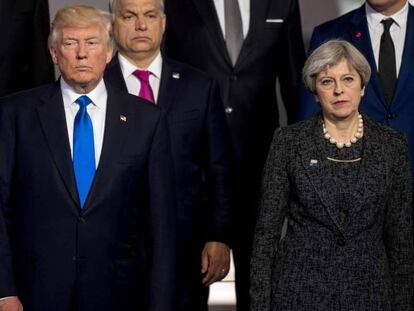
[123,14,134,21]
[63,41,76,48]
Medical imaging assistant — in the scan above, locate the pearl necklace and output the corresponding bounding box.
[323,114,363,149]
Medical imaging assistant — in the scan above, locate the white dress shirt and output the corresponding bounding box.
[213,0,250,38]
[61,78,107,167]
[366,1,408,76]
[118,52,162,103]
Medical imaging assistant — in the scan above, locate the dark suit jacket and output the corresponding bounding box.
[299,4,414,173]
[0,0,55,96]
[250,116,414,311]
[104,55,233,306]
[164,0,305,218]
[0,81,175,311]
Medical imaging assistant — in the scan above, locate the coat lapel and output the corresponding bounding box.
[82,85,131,215]
[37,82,80,210]
[236,0,268,68]
[392,4,414,110]
[157,58,181,113]
[299,116,347,235]
[105,55,128,92]
[191,0,231,65]
[348,5,388,110]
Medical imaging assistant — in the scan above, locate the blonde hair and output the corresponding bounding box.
[49,5,113,48]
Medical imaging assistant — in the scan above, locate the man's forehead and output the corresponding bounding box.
[117,0,161,11]
[60,26,104,37]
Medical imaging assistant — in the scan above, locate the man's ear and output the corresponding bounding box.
[49,47,58,65]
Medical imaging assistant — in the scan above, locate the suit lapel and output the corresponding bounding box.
[82,85,131,215]
[348,5,387,109]
[236,0,268,68]
[191,0,231,65]
[105,54,129,92]
[37,82,80,210]
[299,117,347,235]
[157,58,180,112]
[392,4,414,109]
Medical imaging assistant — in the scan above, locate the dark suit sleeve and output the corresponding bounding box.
[278,0,306,124]
[298,27,323,121]
[0,101,17,297]
[147,110,176,311]
[205,80,233,245]
[250,128,290,311]
[384,135,414,310]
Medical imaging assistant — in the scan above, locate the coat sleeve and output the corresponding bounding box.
[205,80,234,245]
[147,111,176,311]
[0,100,17,297]
[250,128,290,311]
[384,134,414,311]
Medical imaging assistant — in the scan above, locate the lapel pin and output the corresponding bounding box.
[355,31,362,38]
[172,72,180,79]
[309,159,318,167]
[120,115,127,122]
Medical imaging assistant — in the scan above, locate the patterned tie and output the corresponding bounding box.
[378,18,396,106]
[224,0,243,66]
[132,69,155,103]
[73,95,95,208]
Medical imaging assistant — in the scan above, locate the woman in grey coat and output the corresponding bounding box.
[250,40,414,311]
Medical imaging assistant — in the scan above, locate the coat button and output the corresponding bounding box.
[336,237,345,246]
[387,112,396,119]
[225,107,233,114]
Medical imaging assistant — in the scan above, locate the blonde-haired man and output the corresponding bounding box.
[0,5,175,311]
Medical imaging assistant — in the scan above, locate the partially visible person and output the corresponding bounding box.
[105,0,233,310]
[0,0,55,96]
[0,5,175,311]
[164,1,305,309]
[299,0,414,175]
[251,40,414,311]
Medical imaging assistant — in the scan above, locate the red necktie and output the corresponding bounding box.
[132,69,155,103]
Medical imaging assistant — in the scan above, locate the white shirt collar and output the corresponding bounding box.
[118,52,162,80]
[60,77,107,109]
[366,1,409,29]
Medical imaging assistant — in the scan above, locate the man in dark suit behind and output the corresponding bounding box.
[299,0,414,174]
[105,0,233,310]
[0,0,55,96]
[163,0,305,309]
[0,5,175,311]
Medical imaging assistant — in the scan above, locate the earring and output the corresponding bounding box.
[361,87,365,96]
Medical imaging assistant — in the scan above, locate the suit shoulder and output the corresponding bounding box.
[109,85,161,114]
[164,57,214,84]
[365,116,407,144]
[314,7,360,36]
[0,84,54,109]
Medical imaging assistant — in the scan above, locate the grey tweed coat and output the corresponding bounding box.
[250,115,414,311]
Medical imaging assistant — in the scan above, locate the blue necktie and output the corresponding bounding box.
[73,95,95,207]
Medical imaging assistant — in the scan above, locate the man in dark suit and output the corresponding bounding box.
[0,0,55,96]
[105,0,233,310]
[299,0,414,172]
[163,0,305,309]
[0,5,175,311]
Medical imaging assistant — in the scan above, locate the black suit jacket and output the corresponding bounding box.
[104,55,233,307]
[0,81,175,311]
[0,0,55,96]
[251,116,414,310]
[164,0,305,228]
[164,0,305,168]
